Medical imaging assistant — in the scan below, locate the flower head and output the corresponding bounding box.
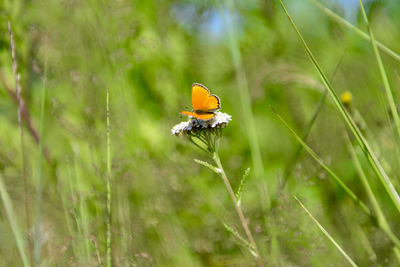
[171,112,231,136]
[171,111,232,153]
[340,91,353,110]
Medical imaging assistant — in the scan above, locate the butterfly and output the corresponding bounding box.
[181,83,221,120]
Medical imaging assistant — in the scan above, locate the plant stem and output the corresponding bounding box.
[8,21,33,265]
[106,87,112,266]
[213,151,263,267]
[34,46,47,267]
[0,174,29,267]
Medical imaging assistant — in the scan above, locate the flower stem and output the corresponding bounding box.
[213,151,263,267]
[106,87,112,267]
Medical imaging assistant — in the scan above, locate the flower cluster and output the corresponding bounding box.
[171,112,231,136]
[171,111,232,153]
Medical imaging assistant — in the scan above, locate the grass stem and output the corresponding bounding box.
[294,196,358,267]
[106,87,112,267]
[34,46,47,266]
[346,134,400,249]
[8,21,32,265]
[278,0,400,215]
[309,0,400,62]
[0,174,29,267]
[357,0,400,147]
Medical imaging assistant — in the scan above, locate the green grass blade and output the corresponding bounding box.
[278,0,400,215]
[106,87,112,267]
[280,86,328,192]
[346,136,400,249]
[294,196,358,267]
[0,174,29,267]
[272,108,370,216]
[309,0,400,62]
[34,55,47,265]
[357,0,400,144]
[280,50,345,192]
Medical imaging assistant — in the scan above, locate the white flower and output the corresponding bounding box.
[171,112,232,136]
[171,121,192,135]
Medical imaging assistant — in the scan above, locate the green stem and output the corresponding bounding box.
[358,0,400,146]
[295,196,358,267]
[278,0,400,215]
[309,0,400,62]
[0,174,29,267]
[34,55,47,265]
[106,87,112,267]
[346,135,400,249]
[212,151,263,267]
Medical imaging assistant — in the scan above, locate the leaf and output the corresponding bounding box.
[222,222,257,257]
[236,167,250,206]
[194,159,221,175]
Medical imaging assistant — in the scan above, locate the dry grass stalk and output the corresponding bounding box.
[8,21,33,266]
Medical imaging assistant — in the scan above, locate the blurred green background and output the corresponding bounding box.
[1,0,400,265]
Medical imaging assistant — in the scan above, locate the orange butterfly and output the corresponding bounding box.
[181,83,221,120]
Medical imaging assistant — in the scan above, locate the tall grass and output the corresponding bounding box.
[8,21,32,265]
[309,0,400,62]
[346,134,400,249]
[272,108,371,216]
[277,0,400,215]
[34,44,47,266]
[358,0,400,145]
[294,196,358,267]
[276,0,400,261]
[0,174,29,267]
[106,87,112,266]
[3,0,400,265]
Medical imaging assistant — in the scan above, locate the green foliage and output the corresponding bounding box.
[1,0,400,265]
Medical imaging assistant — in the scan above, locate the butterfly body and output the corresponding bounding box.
[181,83,220,120]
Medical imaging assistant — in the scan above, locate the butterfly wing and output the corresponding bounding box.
[180,111,215,120]
[192,83,220,112]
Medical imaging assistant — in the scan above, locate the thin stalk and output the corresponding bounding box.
[8,21,32,265]
[346,135,400,249]
[212,151,263,267]
[294,196,358,267]
[280,49,346,191]
[0,174,29,267]
[280,85,328,191]
[353,225,377,263]
[278,0,400,215]
[358,0,400,144]
[60,171,79,263]
[34,49,47,266]
[106,87,112,267]
[272,108,371,216]
[309,0,400,62]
